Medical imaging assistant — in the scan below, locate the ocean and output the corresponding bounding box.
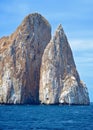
[0,104,93,130]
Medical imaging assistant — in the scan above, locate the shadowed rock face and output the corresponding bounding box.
[39,25,90,105]
[0,13,51,104]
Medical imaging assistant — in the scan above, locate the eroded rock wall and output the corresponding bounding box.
[0,13,51,104]
[0,13,90,105]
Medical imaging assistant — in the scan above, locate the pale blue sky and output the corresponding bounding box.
[0,0,93,101]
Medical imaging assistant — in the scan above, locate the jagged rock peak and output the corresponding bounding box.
[54,24,65,36]
[52,24,68,47]
[10,13,51,40]
[0,13,51,53]
[56,24,64,32]
[23,13,50,26]
[39,24,90,105]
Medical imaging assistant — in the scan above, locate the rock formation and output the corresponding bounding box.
[0,13,90,105]
[39,25,90,105]
[0,13,51,104]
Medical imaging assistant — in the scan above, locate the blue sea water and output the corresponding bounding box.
[0,104,93,130]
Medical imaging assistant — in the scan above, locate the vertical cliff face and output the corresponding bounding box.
[39,25,90,105]
[0,13,90,105]
[0,13,51,104]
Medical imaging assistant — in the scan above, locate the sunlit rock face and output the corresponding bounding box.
[0,13,51,104]
[39,25,90,105]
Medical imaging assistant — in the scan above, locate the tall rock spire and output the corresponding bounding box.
[39,24,90,105]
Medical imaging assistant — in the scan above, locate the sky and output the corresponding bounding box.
[0,0,93,102]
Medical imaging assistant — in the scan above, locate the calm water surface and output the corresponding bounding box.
[0,104,93,130]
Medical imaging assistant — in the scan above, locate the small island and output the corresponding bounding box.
[0,13,90,105]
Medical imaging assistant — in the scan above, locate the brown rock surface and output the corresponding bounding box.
[0,13,51,104]
[0,13,90,105]
[39,25,90,105]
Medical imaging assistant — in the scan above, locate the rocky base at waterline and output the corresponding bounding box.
[0,13,90,105]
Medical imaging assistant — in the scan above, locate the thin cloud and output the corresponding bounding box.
[69,39,93,51]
